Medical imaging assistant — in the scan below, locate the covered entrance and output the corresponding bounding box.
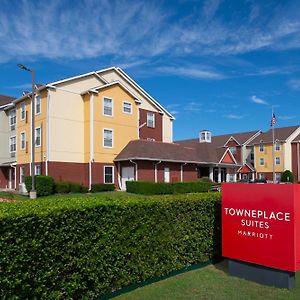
[121,166,135,191]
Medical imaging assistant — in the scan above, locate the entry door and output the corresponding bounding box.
[121,167,135,191]
[164,167,170,183]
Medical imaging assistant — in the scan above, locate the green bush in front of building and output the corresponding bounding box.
[281,170,294,183]
[0,192,221,299]
[126,180,212,195]
[25,175,55,196]
[91,183,115,192]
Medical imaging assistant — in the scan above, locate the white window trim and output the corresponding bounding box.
[147,112,155,128]
[35,164,41,175]
[122,101,132,114]
[9,135,17,153]
[35,126,41,148]
[259,144,264,152]
[20,166,25,184]
[259,158,264,166]
[103,128,114,148]
[275,157,280,165]
[275,143,280,151]
[102,97,113,117]
[9,109,16,127]
[104,165,114,184]
[35,95,41,115]
[20,131,26,150]
[20,103,26,120]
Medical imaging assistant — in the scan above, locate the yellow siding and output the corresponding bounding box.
[16,91,47,164]
[83,94,90,162]
[84,85,139,163]
[255,143,284,173]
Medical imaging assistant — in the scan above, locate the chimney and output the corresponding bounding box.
[199,130,211,143]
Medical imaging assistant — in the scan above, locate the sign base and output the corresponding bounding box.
[228,259,295,289]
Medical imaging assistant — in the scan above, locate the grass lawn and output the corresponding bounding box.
[114,261,299,300]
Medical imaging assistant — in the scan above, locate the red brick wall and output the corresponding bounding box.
[139,108,163,141]
[137,161,155,182]
[0,167,9,188]
[182,164,198,181]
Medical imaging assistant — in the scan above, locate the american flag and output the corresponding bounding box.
[270,113,277,126]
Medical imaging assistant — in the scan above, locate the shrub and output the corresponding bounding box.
[81,186,89,193]
[25,176,54,196]
[91,183,115,192]
[0,192,221,299]
[126,181,212,195]
[198,177,212,183]
[68,182,83,193]
[281,170,294,183]
[55,181,70,194]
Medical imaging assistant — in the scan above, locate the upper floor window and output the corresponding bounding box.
[259,158,265,166]
[275,157,280,165]
[20,103,26,120]
[9,136,16,153]
[275,143,280,151]
[147,112,155,128]
[123,102,132,114]
[259,144,264,152]
[104,166,114,184]
[229,146,237,154]
[35,127,41,147]
[250,150,254,160]
[103,129,113,148]
[9,110,16,129]
[35,95,41,114]
[103,97,113,116]
[20,132,26,150]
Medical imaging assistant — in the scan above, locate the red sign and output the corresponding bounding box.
[222,183,300,272]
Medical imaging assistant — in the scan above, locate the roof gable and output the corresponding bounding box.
[219,148,237,164]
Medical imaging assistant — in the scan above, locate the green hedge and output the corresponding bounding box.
[126,181,212,195]
[55,181,89,194]
[25,176,54,196]
[281,170,294,183]
[0,193,221,299]
[91,183,115,192]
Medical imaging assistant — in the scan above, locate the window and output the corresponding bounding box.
[35,164,41,175]
[229,174,235,182]
[259,144,264,152]
[275,143,280,151]
[20,167,25,184]
[103,97,113,116]
[103,129,113,148]
[147,112,155,128]
[275,173,281,183]
[259,158,265,166]
[275,157,280,165]
[104,166,114,184]
[258,173,265,180]
[20,103,26,120]
[35,127,41,147]
[9,136,16,153]
[35,95,41,114]
[123,101,132,114]
[250,150,254,160]
[20,132,26,150]
[229,146,237,154]
[9,110,16,129]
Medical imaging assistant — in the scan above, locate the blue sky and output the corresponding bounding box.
[1,0,300,140]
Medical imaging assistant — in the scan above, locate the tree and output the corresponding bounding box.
[281,170,294,183]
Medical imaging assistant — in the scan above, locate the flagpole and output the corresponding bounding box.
[272,106,275,183]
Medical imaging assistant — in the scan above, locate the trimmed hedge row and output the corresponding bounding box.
[91,183,115,192]
[0,193,221,299]
[25,176,54,196]
[55,181,88,194]
[126,180,212,195]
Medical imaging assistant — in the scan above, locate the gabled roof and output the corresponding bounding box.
[176,130,261,148]
[115,140,240,166]
[251,126,300,144]
[0,95,16,107]
[81,81,142,103]
[292,133,300,143]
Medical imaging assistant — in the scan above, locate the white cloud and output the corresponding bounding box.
[224,114,243,120]
[250,95,268,105]
[288,79,300,90]
[184,102,202,112]
[8,83,32,89]
[157,66,225,80]
[278,115,296,120]
[0,1,299,64]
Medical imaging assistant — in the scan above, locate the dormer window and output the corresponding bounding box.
[229,146,237,154]
[199,130,211,143]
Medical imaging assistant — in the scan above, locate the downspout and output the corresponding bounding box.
[117,162,122,190]
[154,160,162,183]
[130,160,138,180]
[180,162,187,182]
[11,164,17,190]
[45,90,51,176]
[89,93,94,190]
